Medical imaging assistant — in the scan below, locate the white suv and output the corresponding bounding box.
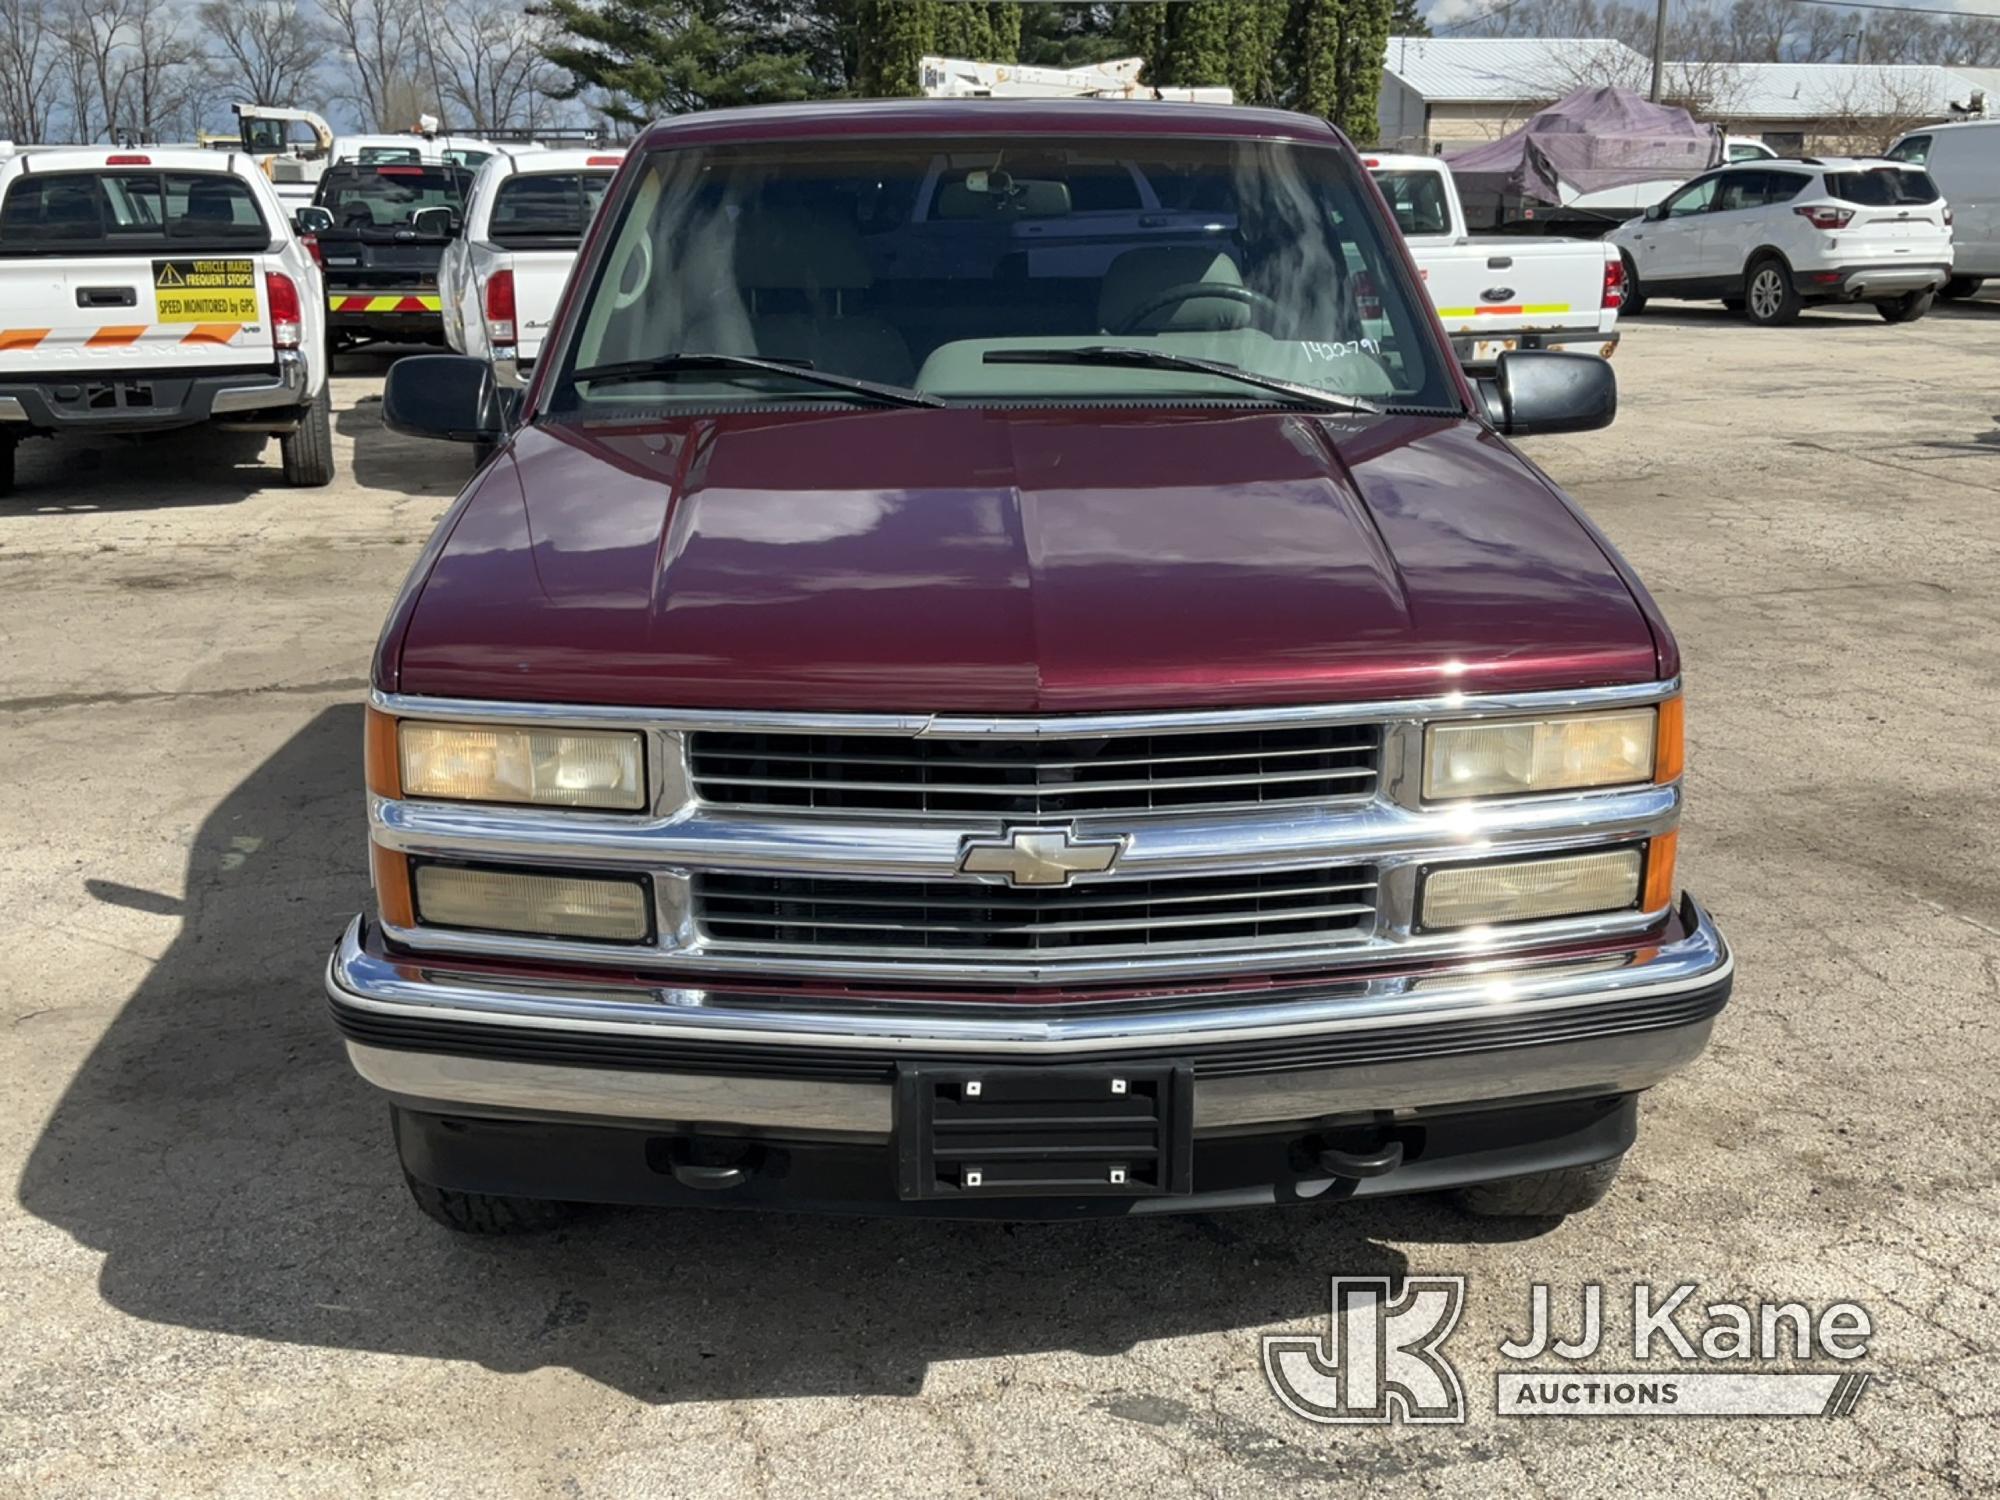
[1609,158,1952,326]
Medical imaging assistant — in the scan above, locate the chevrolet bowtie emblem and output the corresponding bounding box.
[957,826,1126,887]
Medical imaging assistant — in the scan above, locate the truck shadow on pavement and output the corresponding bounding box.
[19,706,1545,1403]
[2,427,279,511]
[336,396,477,498]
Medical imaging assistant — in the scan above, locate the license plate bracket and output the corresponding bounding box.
[895,1063,1194,1201]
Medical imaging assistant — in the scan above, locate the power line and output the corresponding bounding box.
[1777,0,2000,18]
[1432,0,1531,37]
[1426,0,2000,31]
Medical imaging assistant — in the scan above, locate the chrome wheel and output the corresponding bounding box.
[1749,268,1784,320]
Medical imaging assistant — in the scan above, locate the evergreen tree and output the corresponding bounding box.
[987,2,1023,62]
[1389,0,1429,38]
[540,0,825,121]
[1290,0,1342,119]
[857,0,934,95]
[1158,0,1234,85]
[933,1,994,59]
[1017,2,1121,67]
[1332,0,1392,142]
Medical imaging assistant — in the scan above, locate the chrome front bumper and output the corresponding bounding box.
[326,896,1732,1138]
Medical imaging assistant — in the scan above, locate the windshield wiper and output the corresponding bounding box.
[568,353,945,409]
[983,346,1382,415]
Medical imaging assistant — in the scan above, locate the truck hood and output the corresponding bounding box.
[389,407,1662,711]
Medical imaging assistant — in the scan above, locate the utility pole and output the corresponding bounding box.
[1650,0,1668,102]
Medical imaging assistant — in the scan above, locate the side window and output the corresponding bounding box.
[1727,142,1773,162]
[1885,135,1929,165]
[1714,172,1766,212]
[1763,172,1808,205]
[1664,176,1718,217]
[1371,171,1451,236]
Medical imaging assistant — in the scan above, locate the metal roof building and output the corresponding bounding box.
[1378,38,1997,153]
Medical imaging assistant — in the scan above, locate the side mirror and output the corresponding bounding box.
[382,353,507,443]
[293,206,333,234]
[412,206,458,237]
[1642,202,1666,222]
[1478,349,1616,436]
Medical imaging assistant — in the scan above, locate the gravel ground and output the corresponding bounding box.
[2,306,1996,1497]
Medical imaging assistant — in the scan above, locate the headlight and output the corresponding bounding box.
[1421,847,1643,930]
[413,863,652,942]
[1423,707,1661,800]
[396,720,646,810]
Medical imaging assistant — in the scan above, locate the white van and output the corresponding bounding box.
[1886,120,1999,299]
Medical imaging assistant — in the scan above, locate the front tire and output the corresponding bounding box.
[1452,1156,1624,1218]
[1941,275,1983,300]
[1877,290,1934,323]
[402,1170,573,1234]
[0,436,14,497]
[1743,256,1801,326]
[280,382,335,487]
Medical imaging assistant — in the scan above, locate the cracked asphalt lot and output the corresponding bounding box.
[3,310,1997,1496]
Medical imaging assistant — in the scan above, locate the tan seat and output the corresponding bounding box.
[730,205,914,386]
[1097,246,1249,333]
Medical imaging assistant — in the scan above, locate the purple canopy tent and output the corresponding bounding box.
[1446,85,1723,208]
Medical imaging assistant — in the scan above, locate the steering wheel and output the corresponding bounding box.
[1113,282,1281,335]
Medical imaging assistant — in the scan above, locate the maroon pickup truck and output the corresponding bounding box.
[334,100,1731,1232]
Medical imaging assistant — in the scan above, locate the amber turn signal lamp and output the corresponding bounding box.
[1643,831,1679,913]
[364,705,401,798]
[370,842,415,928]
[1654,697,1685,784]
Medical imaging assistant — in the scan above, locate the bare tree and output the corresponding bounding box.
[122,0,204,138]
[1807,67,1950,153]
[58,0,139,141]
[1720,0,1791,63]
[429,0,562,131]
[0,0,60,140]
[201,0,318,106]
[319,0,423,128]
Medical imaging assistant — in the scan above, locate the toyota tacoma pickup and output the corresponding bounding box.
[438,147,625,385]
[0,147,332,492]
[332,100,1732,1232]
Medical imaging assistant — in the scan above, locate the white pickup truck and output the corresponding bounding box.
[1365,153,1622,366]
[0,146,331,493]
[438,147,624,383]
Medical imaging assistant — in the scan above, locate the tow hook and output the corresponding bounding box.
[1314,1139,1405,1180]
[658,1139,760,1191]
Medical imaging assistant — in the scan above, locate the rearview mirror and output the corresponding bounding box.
[293,206,333,234]
[1478,349,1616,436]
[382,353,507,443]
[412,206,458,237]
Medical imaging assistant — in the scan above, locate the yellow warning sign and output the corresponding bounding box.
[151,258,258,322]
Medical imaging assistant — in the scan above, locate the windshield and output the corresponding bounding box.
[552,135,1455,414]
[489,171,613,249]
[316,165,470,231]
[1826,168,1939,205]
[0,170,269,256]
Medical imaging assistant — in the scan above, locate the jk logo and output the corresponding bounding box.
[1262,1276,1468,1425]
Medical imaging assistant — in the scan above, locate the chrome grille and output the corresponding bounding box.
[687,724,1381,819]
[694,865,1380,963]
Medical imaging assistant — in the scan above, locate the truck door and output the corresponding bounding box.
[1626,173,1719,284]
